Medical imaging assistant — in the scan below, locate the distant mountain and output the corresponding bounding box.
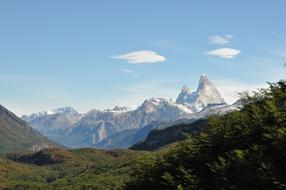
[22,107,79,121]
[93,129,139,149]
[130,101,241,151]
[22,75,233,149]
[0,104,59,154]
[176,74,225,111]
[21,107,82,144]
[63,98,191,147]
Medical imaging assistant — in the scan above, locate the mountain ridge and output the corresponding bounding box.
[22,75,232,149]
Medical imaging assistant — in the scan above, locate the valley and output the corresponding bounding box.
[0,1,285,189]
[0,80,285,190]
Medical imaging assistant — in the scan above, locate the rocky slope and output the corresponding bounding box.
[21,107,82,144]
[23,75,231,148]
[62,98,192,147]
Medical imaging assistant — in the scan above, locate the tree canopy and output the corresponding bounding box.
[126,80,286,190]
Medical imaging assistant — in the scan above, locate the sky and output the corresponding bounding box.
[0,0,286,116]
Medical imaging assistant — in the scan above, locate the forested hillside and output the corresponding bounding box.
[126,80,286,189]
[0,148,144,190]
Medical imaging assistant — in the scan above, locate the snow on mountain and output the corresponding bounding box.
[21,107,83,144]
[21,112,51,122]
[176,74,225,111]
[105,106,134,113]
[52,107,78,115]
[176,85,192,104]
[23,74,232,149]
[22,107,79,122]
[62,97,192,147]
[92,100,241,149]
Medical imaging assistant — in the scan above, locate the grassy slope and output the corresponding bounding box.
[0,105,60,154]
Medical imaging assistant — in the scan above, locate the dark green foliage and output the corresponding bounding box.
[126,80,286,190]
[0,148,144,190]
[8,148,75,165]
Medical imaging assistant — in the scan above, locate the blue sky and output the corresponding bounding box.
[0,0,285,115]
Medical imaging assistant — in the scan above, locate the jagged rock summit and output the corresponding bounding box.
[176,74,225,111]
[176,85,192,104]
[22,74,229,148]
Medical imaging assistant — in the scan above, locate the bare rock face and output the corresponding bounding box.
[31,143,50,152]
[176,85,192,104]
[21,107,83,144]
[23,75,228,148]
[176,75,225,111]
[63,98,192,147]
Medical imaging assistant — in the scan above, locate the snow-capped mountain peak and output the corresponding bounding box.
[21,107,79,121]
[22,74,232,149]
[176,85,192,104]
[107,106,133,113]
[182,85,191,94]
[52,107,78,115]
[197,74,208,89]
[195,75,225,105]
[176,74,225,111]
[140,97,192,114]
[197,74,216,92]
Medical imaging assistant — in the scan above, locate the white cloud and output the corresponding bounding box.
[119,69,139,75]
[208,48,241,59]
[209,34,233,44]
[112,50,166,64]
[119,69,134,73]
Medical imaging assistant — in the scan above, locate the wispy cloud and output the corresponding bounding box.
[119,69,134,74]
[119,68,139,75]
[214,79,267,104]
[208,48,241,59]
[112,50,166,64]
[209,34,233,45]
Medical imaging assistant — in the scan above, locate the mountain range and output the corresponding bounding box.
[21,75,239,149]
